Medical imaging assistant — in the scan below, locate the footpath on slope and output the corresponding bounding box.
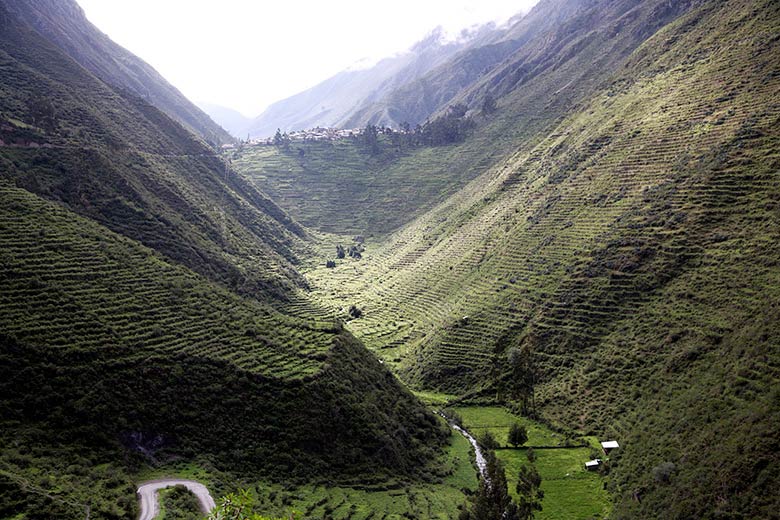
[136,479,216,520]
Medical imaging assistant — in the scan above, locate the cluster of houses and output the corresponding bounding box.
[273,127,364,143]
[585,440,620,471]
[221,127,367,150]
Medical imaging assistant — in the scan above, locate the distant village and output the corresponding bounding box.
[221,126,379,149]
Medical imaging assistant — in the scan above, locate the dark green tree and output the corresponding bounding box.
[273,128,290,150]
[27,94,57,131]
[478,431,499,451]
[208,489,300,520]
[481,93,498,115]
[516,465,544,519]
[162,485,202,520]
[362,124,380,154]
[460,451,520,520]
[507,345,536,415]
[508,422,528,448]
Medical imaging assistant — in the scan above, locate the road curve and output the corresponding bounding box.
[137,479,216,520]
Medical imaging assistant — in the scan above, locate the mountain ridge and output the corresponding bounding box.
[243,23,510,138]
[4,0,233,146]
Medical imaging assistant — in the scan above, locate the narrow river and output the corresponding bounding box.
[439,412,487,480]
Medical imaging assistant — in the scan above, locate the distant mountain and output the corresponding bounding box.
[244,24,506,138]
[197,101,252,138]
[4,0,233,146]
[353,0,592,127]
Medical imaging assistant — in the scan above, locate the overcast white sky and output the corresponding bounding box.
[76,0,538,117]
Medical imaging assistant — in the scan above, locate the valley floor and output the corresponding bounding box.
[133,404,610,519]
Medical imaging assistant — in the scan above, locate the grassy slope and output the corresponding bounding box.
[302,0,780,517]
[242,425,479,519]
[231,137,500,237]
[0,182,448,519]
[0,4,305,300]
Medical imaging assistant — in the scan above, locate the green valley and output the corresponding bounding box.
[2,0,779,518]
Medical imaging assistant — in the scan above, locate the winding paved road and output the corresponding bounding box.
[136,479,216,520]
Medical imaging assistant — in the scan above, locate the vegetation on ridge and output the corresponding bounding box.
[2,0,779,518]
[289,0,780,517]
[0,182,448,518]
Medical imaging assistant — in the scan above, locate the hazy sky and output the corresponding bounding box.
[76,0,538,117]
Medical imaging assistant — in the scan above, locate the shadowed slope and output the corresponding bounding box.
[0,180,447,519]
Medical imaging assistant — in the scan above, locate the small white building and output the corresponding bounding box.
[601,440,620,455]
[585,459,602,471]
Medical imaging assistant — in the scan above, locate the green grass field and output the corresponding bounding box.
[452,407,567,447]
[453,406,612,520]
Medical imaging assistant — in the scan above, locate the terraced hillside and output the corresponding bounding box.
[0,2,450,518]
[0,0,305,300]
[233,0,704,239]
[231,139,500,236]
[0,181,447,518]
[302,0,780,516]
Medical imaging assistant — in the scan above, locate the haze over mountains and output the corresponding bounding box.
[4,0,233,146]
[1,0,778,518]
[206,0,646,140]
[196,101,252,138]
[238,23,510,139]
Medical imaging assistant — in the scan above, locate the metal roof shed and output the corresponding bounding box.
[601,440,620,454]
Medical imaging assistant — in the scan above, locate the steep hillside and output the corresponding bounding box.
[0,0,307,300]
[232,0,704,240]
[0,181,446,518]
[244,24,503,138]
[301,0,780,517]
[2,0,232,146]
[0,2,451,518]
[348,0,588,127]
